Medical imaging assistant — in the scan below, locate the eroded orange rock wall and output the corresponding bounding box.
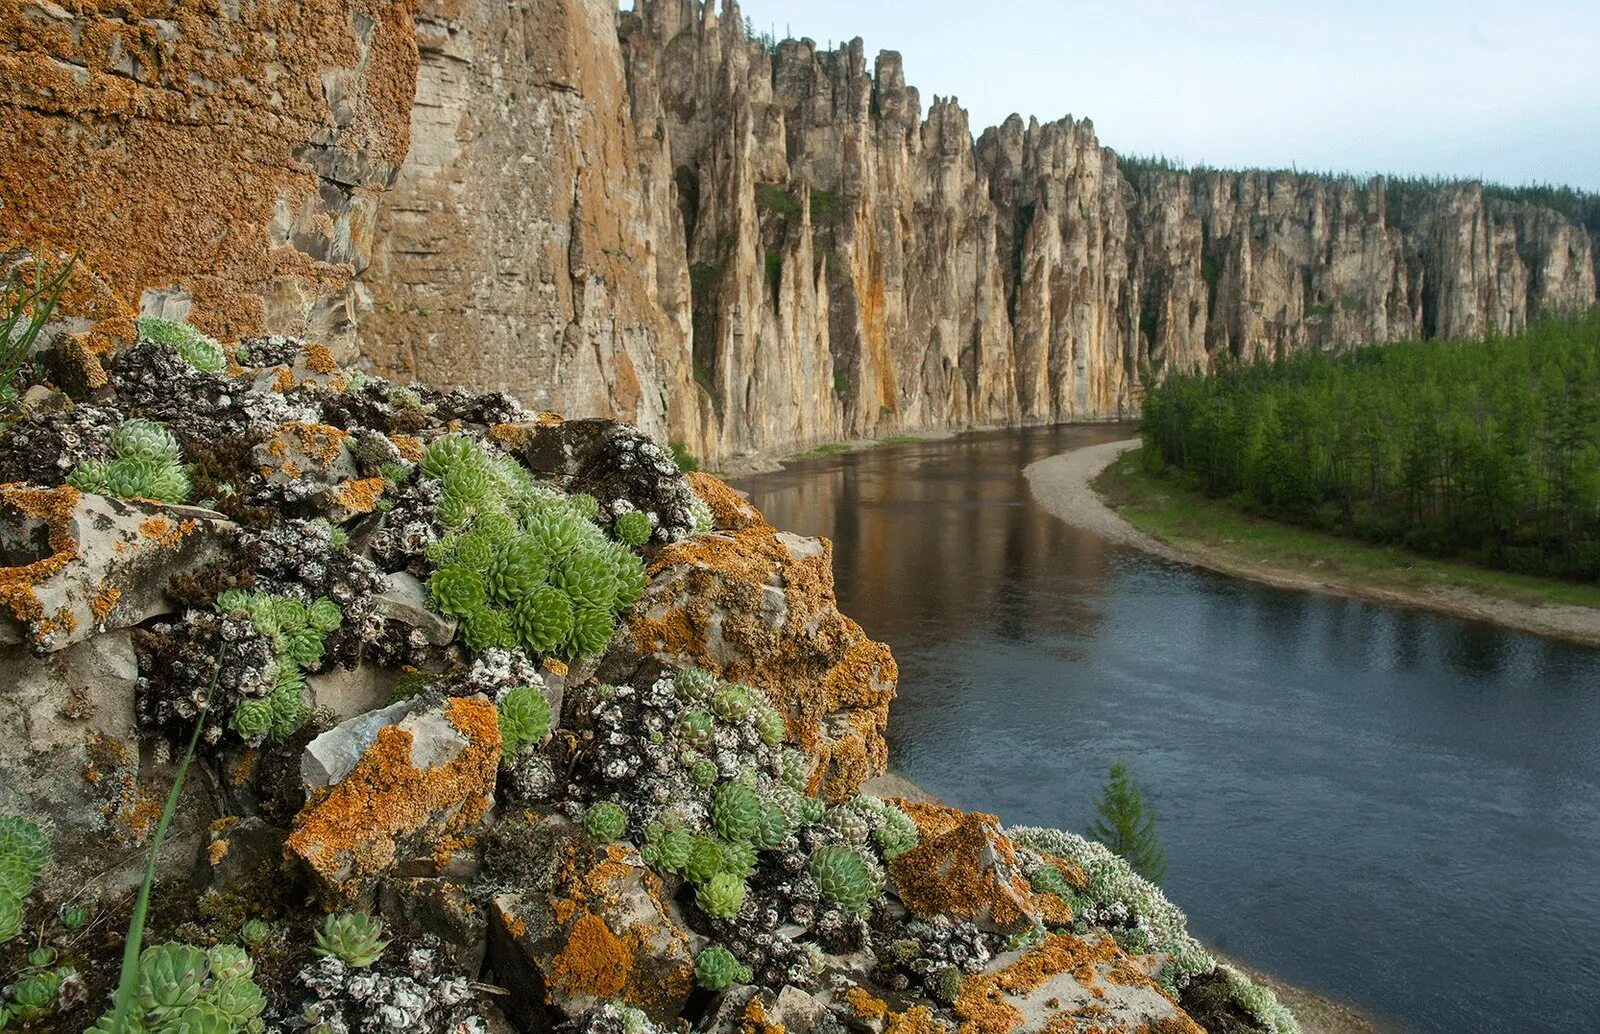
[0,0,419,353]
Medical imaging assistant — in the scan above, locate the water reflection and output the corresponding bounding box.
[738,425,1600,1034]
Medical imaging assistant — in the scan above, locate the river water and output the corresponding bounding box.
[735,424,1600,1034]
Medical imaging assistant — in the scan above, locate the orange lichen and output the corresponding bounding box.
[890,811,1036,931]
[89,584,123,624]
[887,1005,950,1034]
[284,696,500,898]
[487,423,538,449]
[333,476,386,514]
[685,471,763,530]
[137,516,198,549]
[303,341,339,374]
[843,987,889,1021]
[208,839,230,866]
[390,433,424,462]
[0,484,82,639]
[952,935,1201,1034]
[740,996,786,1034]
[549,913,632,1001]
[282,422,349,469]
[626,518,896,799]
[272,366,295,393]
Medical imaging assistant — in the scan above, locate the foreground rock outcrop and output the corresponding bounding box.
[0,318,1295,1032]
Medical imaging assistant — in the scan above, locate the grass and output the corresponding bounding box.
[1094,452,1600,612]
[787,442,855,460]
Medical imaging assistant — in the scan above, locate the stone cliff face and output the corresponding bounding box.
[608,0,1596,462]
[356,0,701,447]
[0,0,418,355]
[6,0,1593,467]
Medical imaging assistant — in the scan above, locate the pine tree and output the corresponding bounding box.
[1087,763,1168,884]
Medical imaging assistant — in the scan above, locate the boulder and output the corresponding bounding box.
[0,484,236,651]
[285,694,500,900]
[375,570,458,646]
[0,631,214,898]
[951,934,1202,1034]
[888,805,1039,935]
[379,875,490,972]
[601,490,897,801]
[486,814,698,1027]
[202,816,289,893]
[707,986,839,1034]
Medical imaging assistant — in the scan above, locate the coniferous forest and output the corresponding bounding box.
[1139,312,1600,580]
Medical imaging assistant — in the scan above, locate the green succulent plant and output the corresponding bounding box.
[498,686,552,759]
[441,462,496,512]
[584,802,628,842]
[229,698,274,739]
[239,919,270,947]
[608,543,649,608]
[674,667,717,702]
[710,782,762,843]
[753,707,786,747]
[567,493,601,521]
[711,684,755,723]
[428,564,487,618]
[206,945,254,982]
[552,550,618,610]
[281,627,327,667]
[872,803,920,861]
[688,756,718,789]
[656,825,693,872]
[615,510,652,547]
[824,805,872,847]
[485,537,550,604]
[58,904,87,930]
[462,606,515,652]
[111,418,182,462]
[315,913,390,968]
[0,890,22,943]
[780,749,810,792]
[719,840,757,879]
[677,709,715,750]
[137,317,228,373]
[750,801,792,851]
[565,603,616,659]
[525,508,584,558]
[0,856,33,898]
[313,915,388,973]
[809,845,876,912]
[207,976,267,1028]
[693,945,751,990]
[0,816,48,879]
[473,509,518,543]
[136,941,211,1015]
[511,585,574,654]
[695,873,746,919]
[683,836,724,884]
[306,597,343,633]
[419,435,479,479]
[66,458,111,493]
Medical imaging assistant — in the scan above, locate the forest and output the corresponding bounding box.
[1138,312,1600,580]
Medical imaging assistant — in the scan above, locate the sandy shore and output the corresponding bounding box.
[863,771,1381,1034]
[1025,439,1600,649]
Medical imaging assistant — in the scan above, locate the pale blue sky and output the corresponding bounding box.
[719,0,1600,190]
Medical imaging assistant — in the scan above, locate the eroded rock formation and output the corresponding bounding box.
[0,0,418,354]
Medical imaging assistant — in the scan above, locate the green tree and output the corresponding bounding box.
[1087,763,1168,883]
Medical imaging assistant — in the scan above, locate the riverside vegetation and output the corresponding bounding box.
[1138,313,1600,581]
[0,256,1296,1034]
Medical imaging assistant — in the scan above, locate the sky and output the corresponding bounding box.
[716,0,1600,190]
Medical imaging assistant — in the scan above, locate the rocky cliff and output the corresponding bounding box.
[5,0,1594,468]
[605,0,1596,462]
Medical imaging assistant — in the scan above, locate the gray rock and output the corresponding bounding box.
[301,697,423,791]
[307,663,399,720]
[486,814,699,1028]
[376,570,457,645]
[0,632,214,899]
[0,487,236,651]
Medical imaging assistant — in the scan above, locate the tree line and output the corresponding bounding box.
[1139,312,1600,580]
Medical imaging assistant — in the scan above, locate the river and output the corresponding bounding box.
[734,424,1600,1034]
